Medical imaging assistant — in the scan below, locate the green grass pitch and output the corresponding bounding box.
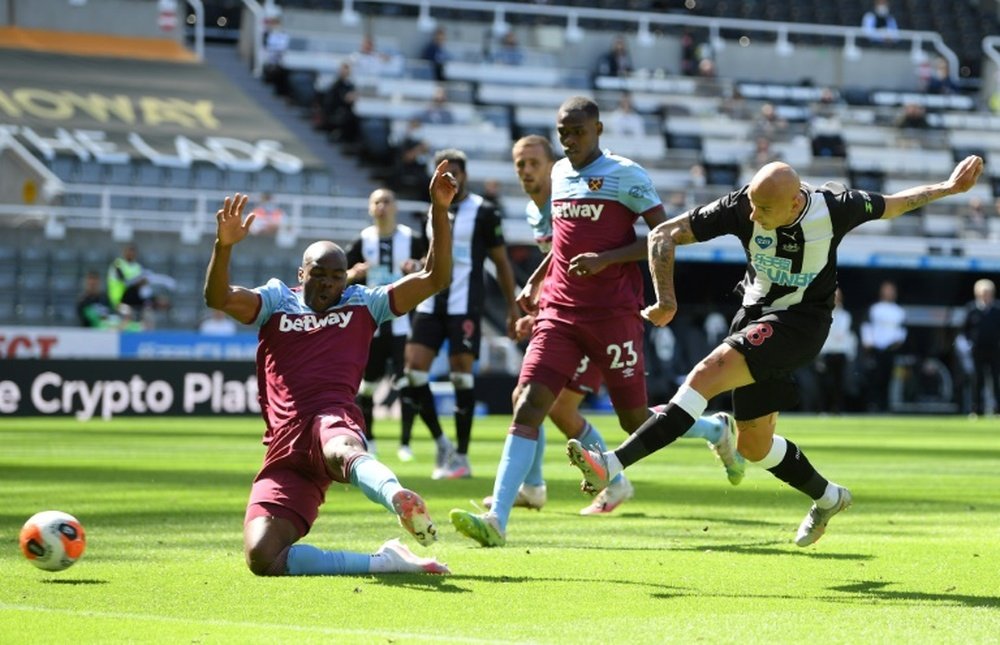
[2,415,999,643]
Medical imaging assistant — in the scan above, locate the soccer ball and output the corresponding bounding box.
[19,511,87,572]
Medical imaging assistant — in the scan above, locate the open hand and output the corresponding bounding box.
[215,194,252,247]
[429,160,458,208]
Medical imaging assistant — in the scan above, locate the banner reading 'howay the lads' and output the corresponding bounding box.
[0,48,321,172]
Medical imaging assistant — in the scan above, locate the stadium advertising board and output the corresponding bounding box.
[0,326,118,359]
[118,331,258,360]
[0,360,258,419]
[0,49,321,172]
[0,327,258,360]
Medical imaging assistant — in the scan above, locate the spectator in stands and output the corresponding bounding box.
[894,102,930,130]
[680,30,699,77]
[250,193,285,236]
[200,309,238,336]
[816,288,856,414]
[490,31,524,66]
[262,15,291,98]
[390,118,431,201]
[861,0,898,45]
[960,197,990,239]
[418,86,455,125]
[352,34,403,78]
[963,278,1000,417]
[595,36,633,79]
[77,270,128,329]
[810,87,841,119]
[605,93,645,137]
[747,137,782,171]
[107,244,176,328]
[697,57,716,79]
[860,280,907,412]
[421,27,451,82]
[751,103,788,141]
[318,62,360,143]
[924,58,959,95]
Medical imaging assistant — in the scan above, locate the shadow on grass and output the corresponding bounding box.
[671,541,874,561]
[561,539,873,561]
[829,580,1000,608]
[376,573,689,595]
[41,579,109,585]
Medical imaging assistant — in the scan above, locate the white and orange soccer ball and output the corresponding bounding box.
[19,511,86,571]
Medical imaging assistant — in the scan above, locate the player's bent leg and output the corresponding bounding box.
[245,514,449,575]
[243,514,300,576]
[325,434,438,546]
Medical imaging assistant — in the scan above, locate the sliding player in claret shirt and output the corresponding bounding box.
[569,155,984,546]
[204,162,460,576]
[450,98,744,547]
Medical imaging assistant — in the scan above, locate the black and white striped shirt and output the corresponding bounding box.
[689,183,886,315]
[346,224,426,336]
[417,192,505,317]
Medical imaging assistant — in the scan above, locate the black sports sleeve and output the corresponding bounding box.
[820,182,886,237]
[345,238,364,267]
[688,186,750,242]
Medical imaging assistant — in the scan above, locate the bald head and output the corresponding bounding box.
[749,162,801,202]
[746,162,805,230]
[302,241,345,267]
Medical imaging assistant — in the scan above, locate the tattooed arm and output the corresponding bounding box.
[881,155,983,220]
[641,213,698,327]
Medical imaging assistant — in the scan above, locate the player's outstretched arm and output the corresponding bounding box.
[204,193,261,325]
[881,155,984,220]
[641,212,697,327]
[389,161,457,314]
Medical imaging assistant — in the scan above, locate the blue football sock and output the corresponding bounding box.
[576,420,608,451]
[490,430,538,532]
[286,543,371,575]
[522,423,546,487]
[349,454,404,513]
[682,414,723,444]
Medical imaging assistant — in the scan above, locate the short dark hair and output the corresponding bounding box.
[433,148,467,172]
[558,95,600,120]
